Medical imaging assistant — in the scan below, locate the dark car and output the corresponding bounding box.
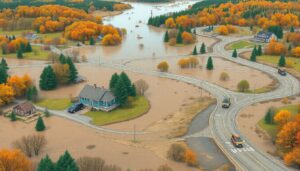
[231,134,244,148]
[68,103,84,113]
[278,68,286,76]
[222,97,231,108]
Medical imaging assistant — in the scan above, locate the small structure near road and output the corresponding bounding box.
[12,101,37,117]
[254,31,277,43]
[79,84,119,112]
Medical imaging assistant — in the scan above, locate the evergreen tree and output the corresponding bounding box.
[232,49,237,58]
[37,155,55,171]
[200,43,206,54]
[192,46,197,55]
[176,30,183,44]
[12,35,16,40]
[120,72,132,95]
[35,116,45,131]
[109,73,120,91]
[89,37,95,45]
[17,49,23,59]
[114,78,128,106]
[66,57,78,83]
[31,86,38,102]
[59,54,66,64]
[290,26,294,32]
[250,25,253,31]
[278,54,286,67]
[1,58,9,71]
[264,108,275,124]
[206,57,213,70]
[55,151,79,171]
[164,31,169,42]
[178,25,184,33]
[10,112,17,121]
[250,48,257,62]
[268,25,283,39]
[26,42,32,52]
[20,42,26,52]
[26,87,32,101]
[0,66,8,84]
[288,44,292,52]
[257,45,262,56]
[39,65,57,90]
[2,47,6,55]
[130,84,137,97]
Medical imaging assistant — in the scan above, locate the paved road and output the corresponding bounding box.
[9,28,299,170]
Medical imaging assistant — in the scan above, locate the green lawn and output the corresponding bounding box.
[35,98,72,110]
[257,55,300,72]
[226,40,256,50]
[3,46,51,60]
[258,104,299,138]
[85,96,150,126]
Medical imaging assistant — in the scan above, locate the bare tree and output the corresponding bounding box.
[77,157,105,171]
[71,49,80,63]
[12,134,47,157]
[134,79,149,96]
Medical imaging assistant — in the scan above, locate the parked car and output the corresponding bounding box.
[222,97,231,108]
[231,134,244,148]
[278,68,286,76]
[68,103,84,113]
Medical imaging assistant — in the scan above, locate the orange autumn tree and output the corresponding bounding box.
[113,4,131,11]
[182,31,194,44]
[0,149,31,171]
[264,39,287,55]
[284,147,300,166]
[0,84,15,106]
[157,61,169,72]
[292,47,300,58]
[165,18,176,28]
[184,149,198,166]
[274,110,292,127]
[7,74,32,97]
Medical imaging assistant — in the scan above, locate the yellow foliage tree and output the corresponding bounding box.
[0,149,32,171]
[274,110,292,127]
[0,84,15,106]
[157,61,169,72]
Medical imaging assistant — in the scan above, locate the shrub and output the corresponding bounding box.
[237,80,250,92]
[76,157,105,171]
[168,38,176,46]
[13,134,47,157]
[35,116,46,132]
[157,61,169,72]
[219,72,229,81]
[184,149,198,167]
[167,144,186,162]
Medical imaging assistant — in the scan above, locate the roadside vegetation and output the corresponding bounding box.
[259,101,300,167]
[35,98,72,110]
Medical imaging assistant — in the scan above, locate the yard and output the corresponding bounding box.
[35,98,72,110]
[85,96,150,126]
[258,104,299,138]
[257,55,300,72]
[3,45,51,60]
[226,40,256,50]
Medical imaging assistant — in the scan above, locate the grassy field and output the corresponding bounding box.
[85,96,150,126]
[257,55,300,72]
[35,98,72,110]
[226,40,256,50]
[3,46,51,60]
[258,104,299,138]
[0,28,33,36]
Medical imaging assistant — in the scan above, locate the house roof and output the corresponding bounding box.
[256,31,275,39]
[13,102,36,113]
[79,85,116,102]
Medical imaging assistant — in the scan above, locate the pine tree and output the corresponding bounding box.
[250,48,257,62]
[250,25,253,31]
[288,44,292,52]
[2,47,6,55]
[109,73,120,91]
[164,31,169,42]
[200,43,206,54]
[17,49,23,59]
[26,42,32,52]
[178,25,184,33]
[37,155,55,171]
[31,86,38,102]
[176,30,183,44]
[0,66,8,84]
[35,116,45,131]
[257,45,262,56]
[264,108,275,124]
[129,83,137,97]
[10,112,17,121]
[20,42,26,52]
[66,57,78,83]
[115,78,128,106]
[12,35,16,40]
[192,46,197,55]
[206,57,213,70]
[1,58,9,71]
[59,54,66,64]
[232,49,237,58]
[89,37,95,45]
[39,65,57,90]
[120,72,132,95]
[26,87,32,101]
[278,54,286,67]
[55,151,79,171]
[290,26,294,32]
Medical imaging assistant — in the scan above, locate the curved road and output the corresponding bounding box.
[9,30,299,170]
